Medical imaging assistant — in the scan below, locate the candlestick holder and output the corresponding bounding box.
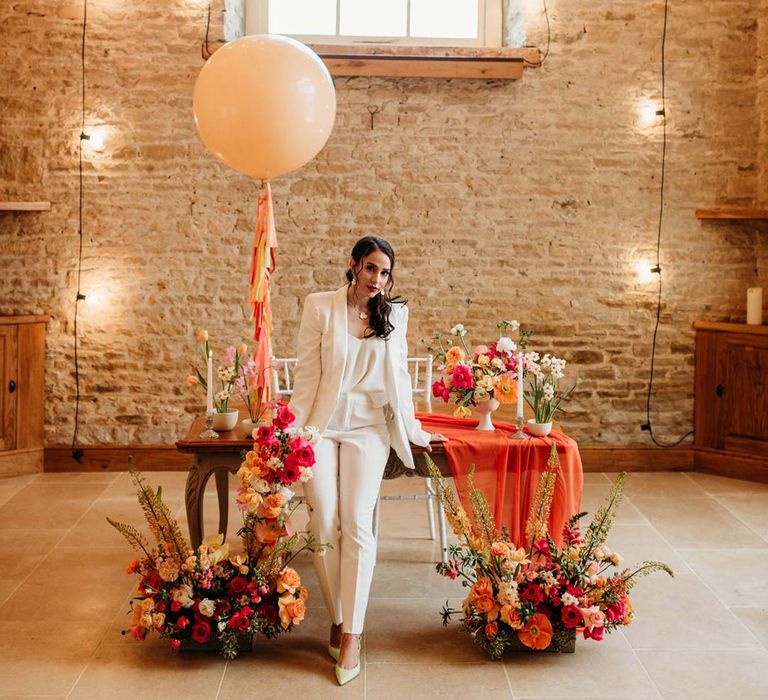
[510,413,527,440]
[199,409,219,439]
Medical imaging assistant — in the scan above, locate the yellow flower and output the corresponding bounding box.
[477,354,490,366]
[197,328,209,342]
[508,547,530,566]
[453,406,472,418]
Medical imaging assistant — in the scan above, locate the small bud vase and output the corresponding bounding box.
[474,398,500,431]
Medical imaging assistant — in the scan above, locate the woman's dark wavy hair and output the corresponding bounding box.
[345,235,405,339]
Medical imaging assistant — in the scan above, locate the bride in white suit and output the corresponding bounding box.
[289,236,447,685]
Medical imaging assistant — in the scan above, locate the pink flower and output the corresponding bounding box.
[583,625,604,641]
[581,606,605,631]
[473,344,490,356]
[225,345,236,366]
[169,638,181,650]
[289,437,315,467]
[431,378,450,402]
[451,365,474,389]
[130,625,147,640]
[255,425,276,445]
[533,539,550,555]
[273,405,295,430]
[191,619,212,643]
[281,454,301,484]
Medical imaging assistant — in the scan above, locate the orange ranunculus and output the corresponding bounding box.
[261,493,286,519]
[278,594,306,628]
[277,566,301,594]
[446,346,465,364]
[485,621,499,638]
[518,613,553,650]
[255,519,284,545]
[471,577,494,599]
[493,373,517,405]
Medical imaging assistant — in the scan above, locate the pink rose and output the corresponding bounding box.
[256,424,276,445]
[432,378,450,402]
[273,405,295,430]
[581,606,605,631]
[583,625,604,641]
[451,365,474,389]
[289,437,315,467]
[170,638,181,650]
[191,619,212,643]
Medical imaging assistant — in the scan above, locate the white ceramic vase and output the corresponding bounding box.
[212,409,239,432]
[240,418,264,434]
[474,398,500,431]
[527,419,553,437]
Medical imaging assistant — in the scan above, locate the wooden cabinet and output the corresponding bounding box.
[694,321,768,482]
[0,316,48,476]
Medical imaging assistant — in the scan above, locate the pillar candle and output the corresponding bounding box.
[516,352,524,419]
[206,350,214,412]
[747,287,763,325]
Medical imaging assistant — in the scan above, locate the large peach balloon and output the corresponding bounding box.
[193,35,336,180]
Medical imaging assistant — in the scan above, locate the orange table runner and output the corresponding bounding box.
[417,413,584,548]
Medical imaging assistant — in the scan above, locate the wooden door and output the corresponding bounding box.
[0,325,18,451]
[719,334,768,457]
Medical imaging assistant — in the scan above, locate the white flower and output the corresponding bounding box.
[496,336,516,354]
[198,598,216,617]
[609,552,623,567]
[474,388,490,402]
[504,320,520,332]
[298,425,321,444]
[497,581,519,606]
[266,457,282,471]
[561,592,579,607]
[251,477,269,493]
[450,324,467,336]
[491,357,505,369]
[284,426,298,439]
[278,486,295,501]
[215,389,231,402]
[543,384,555,401]
[593,545,611,561]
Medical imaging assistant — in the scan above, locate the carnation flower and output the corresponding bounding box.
[496,336,516,354]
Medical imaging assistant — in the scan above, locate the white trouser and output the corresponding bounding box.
[303,397,390,635]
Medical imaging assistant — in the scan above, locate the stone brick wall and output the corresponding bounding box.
[0,0,765,448]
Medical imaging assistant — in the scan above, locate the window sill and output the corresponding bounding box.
[203,41,539,79]
[310,44,539,80]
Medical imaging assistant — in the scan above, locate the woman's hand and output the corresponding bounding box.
[425,433,449,452]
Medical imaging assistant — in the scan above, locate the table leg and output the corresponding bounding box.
[185,456,214,550]
[215,468,229,541]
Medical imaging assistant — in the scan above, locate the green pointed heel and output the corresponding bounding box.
[335,662,361,686]
[327,644,340,662]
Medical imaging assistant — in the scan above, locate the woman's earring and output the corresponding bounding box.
[379,289,384,296]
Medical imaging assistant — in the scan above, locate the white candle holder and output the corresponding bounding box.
[510,412,528,439]
[199,409,220,439]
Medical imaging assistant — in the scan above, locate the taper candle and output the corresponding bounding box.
[516,352,524,419]
[206,350,214,412]
[747,287,763,325]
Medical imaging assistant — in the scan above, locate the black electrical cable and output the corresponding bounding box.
[71,0,88,463]
[644,0,694,448]
[202,0,212,59]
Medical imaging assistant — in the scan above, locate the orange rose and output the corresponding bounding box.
[261,493,286,519]
[277,566,301,594]
[490,542,511,558]
[446,346,465,364]
[493,374,517,405]
[297,585,309,601]
[518,613,553,650]
[278,594,306,628]
[471,577,494,599]
[500,604,523,630]
[485,621,499,638]
[474,595,497,615]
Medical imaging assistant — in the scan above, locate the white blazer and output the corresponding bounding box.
[288,285,431,470]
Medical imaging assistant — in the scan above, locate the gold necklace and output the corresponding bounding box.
[348,289,368,320]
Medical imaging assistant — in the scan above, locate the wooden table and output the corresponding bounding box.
[176,415,450,548]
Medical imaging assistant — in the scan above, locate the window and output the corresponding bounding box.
[245,0,502,48]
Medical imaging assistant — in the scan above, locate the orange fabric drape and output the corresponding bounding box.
[248,182,277,403]
[417,413,584,549]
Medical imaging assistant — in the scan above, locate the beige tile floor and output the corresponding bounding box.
[0,469,767,699]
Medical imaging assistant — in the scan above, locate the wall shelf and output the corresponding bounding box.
[695,208,768,220]
[0,201,51,212]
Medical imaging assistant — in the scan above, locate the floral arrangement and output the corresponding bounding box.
[187,329,270,422]
[425,320,534,418]
[524,352,575,424]
[108,408,323,659]
[426,448,672,658]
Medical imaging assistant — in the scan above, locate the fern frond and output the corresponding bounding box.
[106,517,152,558]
